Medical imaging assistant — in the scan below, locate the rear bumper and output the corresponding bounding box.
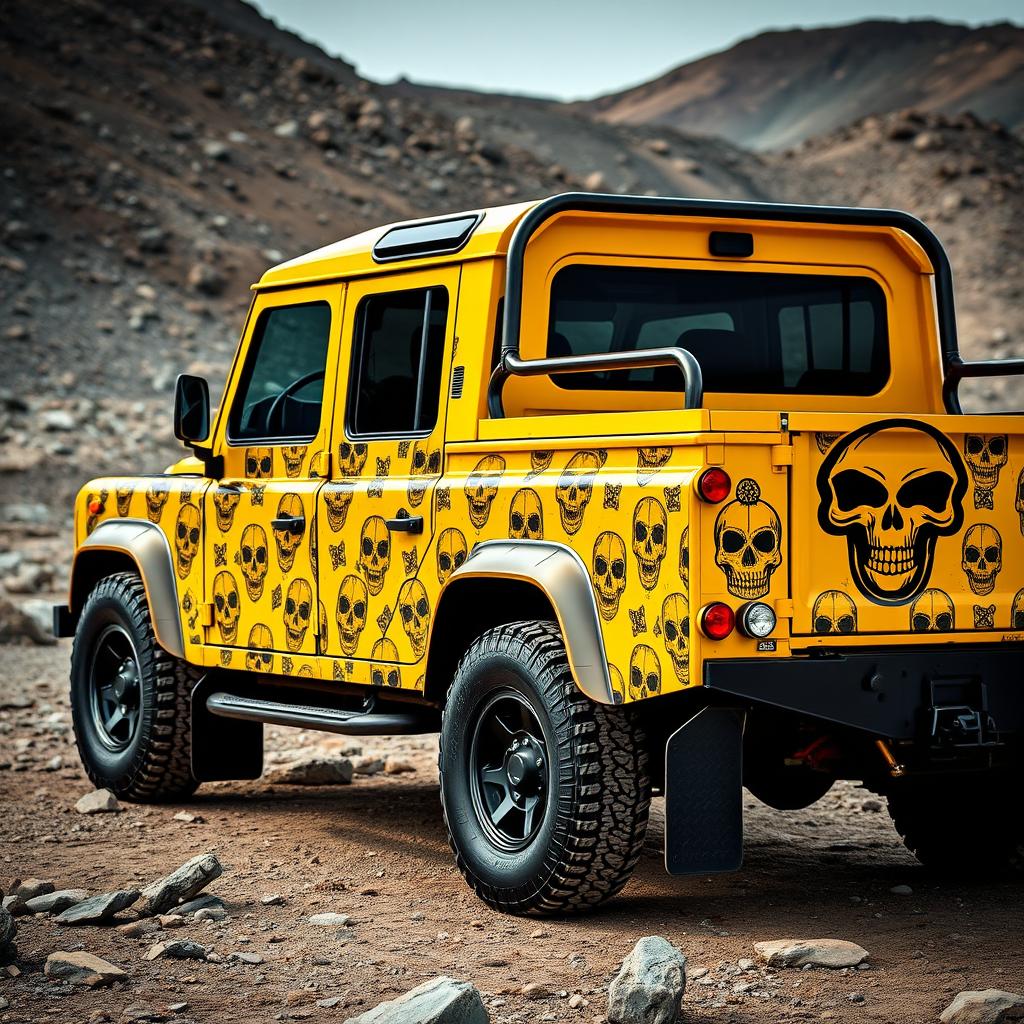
[703,644,1024,741]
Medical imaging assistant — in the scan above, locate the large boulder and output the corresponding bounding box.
[607,936,687,1024]
[25,889,88,915]
[754,938,869,969]
[266,755,354,785]
[0,903,17,963]
[75,789,122,814]
[940,990,1024,1024]
[342,976,488,1024]
[136,853,223,917]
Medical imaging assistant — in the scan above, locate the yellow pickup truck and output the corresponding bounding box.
[57,193,1024,915]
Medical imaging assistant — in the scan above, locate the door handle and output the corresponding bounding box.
[385,515,423,534]
[271,514,305,532]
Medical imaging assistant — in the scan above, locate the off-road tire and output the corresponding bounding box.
[887,775,1023,874]
[439,619,650,915]
[70,572,199,801]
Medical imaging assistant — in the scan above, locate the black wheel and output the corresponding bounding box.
[70,572,199,802]
[887,774,1023,873]
[439,619,650,915]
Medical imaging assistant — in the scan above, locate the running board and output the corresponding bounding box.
[205,692,437,736]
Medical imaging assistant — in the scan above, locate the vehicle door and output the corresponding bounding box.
[319,267,459,687]
[204,284,343,674]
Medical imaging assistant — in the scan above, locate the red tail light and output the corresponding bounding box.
[700,602,735,640]
[87,499,104,516]
[697,467,731,503]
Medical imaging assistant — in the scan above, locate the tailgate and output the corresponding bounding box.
[789,415,1024,640]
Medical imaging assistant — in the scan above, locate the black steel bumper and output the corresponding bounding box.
[703,644,1024,740]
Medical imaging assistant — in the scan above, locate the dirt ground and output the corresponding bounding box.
[1,641,1022,1024]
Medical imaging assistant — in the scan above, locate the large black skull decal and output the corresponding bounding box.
[910,588,955,632]
[337,441,368,477]
[964,434,1007,510]
[817,421,967,605]
[812,590,857,634]
[714,479,781,600]
[962,523,1002,596]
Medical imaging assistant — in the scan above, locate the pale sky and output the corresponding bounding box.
[251,0,1021,101]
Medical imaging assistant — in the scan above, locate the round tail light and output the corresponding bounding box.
[700,602,735,640]
[87,499,105,516]
[697,468,731,503]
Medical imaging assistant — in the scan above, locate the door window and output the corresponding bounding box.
[348,287,449,436]
[229,302,332,441]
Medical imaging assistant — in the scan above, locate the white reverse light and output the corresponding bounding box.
[738,601,776,639]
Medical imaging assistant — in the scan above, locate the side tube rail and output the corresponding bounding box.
[488,346,703,419]
[943,355,1024,414]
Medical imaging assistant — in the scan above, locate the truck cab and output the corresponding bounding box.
[59,193,1024,915]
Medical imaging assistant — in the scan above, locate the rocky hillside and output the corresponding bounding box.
[0,0,1021,546]
[584,20,1024,150]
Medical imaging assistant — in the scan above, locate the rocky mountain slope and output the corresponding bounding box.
[0,1,1021,538]
[584,20,1024,150]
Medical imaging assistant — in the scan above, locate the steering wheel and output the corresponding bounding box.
[266,369,325,436]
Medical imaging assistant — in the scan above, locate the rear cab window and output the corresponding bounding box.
[547,265,890,397]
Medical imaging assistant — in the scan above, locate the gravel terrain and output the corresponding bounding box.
[1,642,1023,1023]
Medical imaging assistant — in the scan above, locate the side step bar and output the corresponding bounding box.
[205,692,438,736]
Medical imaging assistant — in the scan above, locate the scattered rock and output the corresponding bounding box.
[353,755,385,776]
[75,789,122,814]
[172,811,204,824]
[890,884,913,895]
[24,889,88,915]
[940,990,1024,1024]
[0,596,57,645]
[383,757,416,776]
[754,938,869,969]
[44,950,126,986]
[261,894,285,906]
[0,905,16,953]
[273,119,300,138]
[144,939,209,962]
[136,853,223,917]
[55,889,140,924]
[158,914,186,928]
[607,936,687,1024]
[267,755,354,785]
[231,951,264,964]
[11,878,54,901]
[521,982,551,1000]
[194,907,227,922]
[175,895,225,917]
[309,912,351,927]
[342,976,487,1024]
[186,262,226,297]
[117,917,162,938]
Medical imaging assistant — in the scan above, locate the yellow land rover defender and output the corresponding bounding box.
[57,193,1024,915]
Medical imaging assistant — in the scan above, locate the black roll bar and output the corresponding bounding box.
[485,191,1024,418]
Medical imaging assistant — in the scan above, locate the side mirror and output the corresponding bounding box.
[173,374,210,443]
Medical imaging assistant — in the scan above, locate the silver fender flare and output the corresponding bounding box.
[441,539,614,703]
[71,518,185,659]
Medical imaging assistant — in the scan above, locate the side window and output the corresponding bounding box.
[349,286,448,436]
[229,302,331,442]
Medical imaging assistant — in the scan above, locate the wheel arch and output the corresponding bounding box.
[423,540,615,706]
[70,519,185,659]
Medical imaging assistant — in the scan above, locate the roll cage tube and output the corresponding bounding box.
[485,192,1024,418]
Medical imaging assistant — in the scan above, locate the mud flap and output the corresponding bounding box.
[665,707,745,875]
[190,674,263,783]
